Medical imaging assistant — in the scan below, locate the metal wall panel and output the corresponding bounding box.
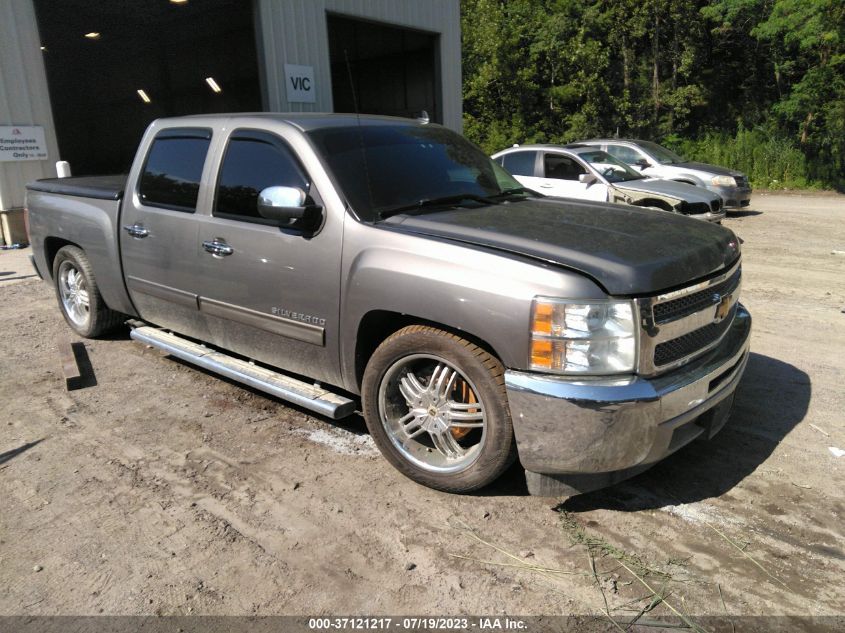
[0,0,59,210]
[0,0,462,212]
[256,0,462,131]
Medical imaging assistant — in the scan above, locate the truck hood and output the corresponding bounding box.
[614,178,719,204]
[382,198,739,295]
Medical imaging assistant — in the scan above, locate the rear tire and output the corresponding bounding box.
[361,325,516,493]
[52,245,123,338]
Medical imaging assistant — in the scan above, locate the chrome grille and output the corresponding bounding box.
[735,176,748,188]
[636,259,742,376]
[654,306,736,366]
[711,199,722,213]
[653,266,741,323]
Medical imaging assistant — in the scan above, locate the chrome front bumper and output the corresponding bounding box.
[505,305,751,478]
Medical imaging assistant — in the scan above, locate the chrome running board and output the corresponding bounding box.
[130,325,356,419]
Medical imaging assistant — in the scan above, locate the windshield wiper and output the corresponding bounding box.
[490,186,542,200]
[378,193,497,220]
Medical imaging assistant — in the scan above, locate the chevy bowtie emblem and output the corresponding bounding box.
[714,293,733,322]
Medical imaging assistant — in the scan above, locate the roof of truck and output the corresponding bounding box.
[160,112,434,132]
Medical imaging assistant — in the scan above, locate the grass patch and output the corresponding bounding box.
[663,128,831,190]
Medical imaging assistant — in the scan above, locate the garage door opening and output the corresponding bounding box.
[328,14,440,123]
[34,0,262,176]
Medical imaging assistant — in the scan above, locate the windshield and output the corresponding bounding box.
[577,150,645,183]
[636,140,685,165]
[307,124,524,222]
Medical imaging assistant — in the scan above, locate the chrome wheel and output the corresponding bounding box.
[378,354,486,473]
[58,261,90,328]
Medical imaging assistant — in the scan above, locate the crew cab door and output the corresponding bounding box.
[192,129,343,386]
[120,128,212,335]
[539,152,608,201]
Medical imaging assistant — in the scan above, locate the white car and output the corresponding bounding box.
[492,144,725,222]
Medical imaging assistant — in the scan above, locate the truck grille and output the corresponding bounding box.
[654,306,736,366]
[653,266,741,323]
[711,199,722,213]
[637,259,742,375]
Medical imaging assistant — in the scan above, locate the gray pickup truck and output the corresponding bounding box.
[26,114,751,497]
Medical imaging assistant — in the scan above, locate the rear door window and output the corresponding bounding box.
[138,128,212,212]
[215,131,310,223]
[501,151,538,177]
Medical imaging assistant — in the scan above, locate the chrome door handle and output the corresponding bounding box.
[123,223,149,238]
[539,183,554,188]
[202,239,233,257]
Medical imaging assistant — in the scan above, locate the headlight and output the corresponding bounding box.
[711,175,736,187]
[530,298,637,375]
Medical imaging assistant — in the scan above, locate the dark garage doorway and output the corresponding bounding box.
[34,0,262,176]
[328,14,440,123]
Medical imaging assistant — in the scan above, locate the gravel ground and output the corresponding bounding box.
[0,192,843,628]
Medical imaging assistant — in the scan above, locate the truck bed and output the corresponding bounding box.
[26,175,126,201]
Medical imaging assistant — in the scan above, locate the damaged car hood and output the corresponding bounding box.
[613,178,719,205]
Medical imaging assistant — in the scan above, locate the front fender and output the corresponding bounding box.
[338,221,606,392]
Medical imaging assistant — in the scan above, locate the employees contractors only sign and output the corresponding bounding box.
[0,125,48,162]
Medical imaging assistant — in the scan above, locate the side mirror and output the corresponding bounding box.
[257,186,322,228]
[635,158,651,169]
[578,173,597,185]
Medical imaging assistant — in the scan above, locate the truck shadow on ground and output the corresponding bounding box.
[557,352,811,512]
[125,331,806,504]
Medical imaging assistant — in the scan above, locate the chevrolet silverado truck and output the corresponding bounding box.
[25,114,751,497]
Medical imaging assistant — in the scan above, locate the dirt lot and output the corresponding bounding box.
[1,192,843,628]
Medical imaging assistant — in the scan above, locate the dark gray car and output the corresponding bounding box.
[583,139,752,209]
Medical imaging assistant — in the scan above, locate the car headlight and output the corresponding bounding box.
[711,175,736,187]
[529,298,637,375]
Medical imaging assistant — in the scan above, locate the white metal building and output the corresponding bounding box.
[0,0,462,244]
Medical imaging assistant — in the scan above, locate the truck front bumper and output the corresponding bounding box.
[505,305,751,490]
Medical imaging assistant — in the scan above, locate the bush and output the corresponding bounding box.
[663,128,819,190]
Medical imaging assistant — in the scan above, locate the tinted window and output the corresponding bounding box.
[544,154,586,180]
[501,151,537,177]
[215,134,309,221]
[307,125,523,222]
[139,132,211,211]
[605,144,643,165]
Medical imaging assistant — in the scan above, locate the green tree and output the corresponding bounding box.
[753,0,845,181]
[461,0,844,186]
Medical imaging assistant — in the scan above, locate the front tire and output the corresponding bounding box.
[52,245,123,338]
[362,325,516,493]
